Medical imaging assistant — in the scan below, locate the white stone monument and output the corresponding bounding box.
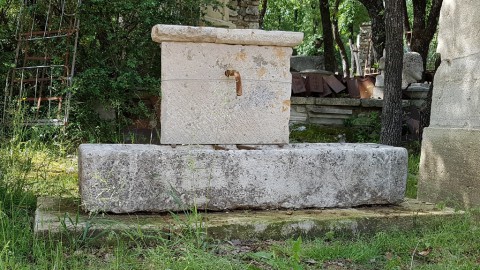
[79,25,408,213]
[418,0,480,208]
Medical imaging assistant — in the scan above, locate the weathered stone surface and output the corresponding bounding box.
[151,25,304,47]
[418,0,480,208]
[402,52,423,89]
[375,74,384,87]
[291,97,315,105]
[161,42,292,82]
[418,127,480,208]
[315,97,361,106]
[36,197,462,242]
[161,80,290,144]
[290,56,325,72]
[308,107,353,115]
[437,0,480,60]
[429,54,480,129]
[160,42,292,144]
[404,83,429,99]
[79,143,408,213]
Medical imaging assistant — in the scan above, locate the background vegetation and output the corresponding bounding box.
[2,0,441,143]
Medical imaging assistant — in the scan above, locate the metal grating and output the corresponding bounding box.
[2,0,81,127]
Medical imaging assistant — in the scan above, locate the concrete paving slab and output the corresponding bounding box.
[35,197,464,243]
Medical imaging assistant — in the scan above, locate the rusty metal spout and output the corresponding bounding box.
[225,69,242,96]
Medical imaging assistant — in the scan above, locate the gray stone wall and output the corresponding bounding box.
[290,97,424,126]
[228,0,260,29]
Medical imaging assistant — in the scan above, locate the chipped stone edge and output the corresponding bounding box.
[151,24,304,47]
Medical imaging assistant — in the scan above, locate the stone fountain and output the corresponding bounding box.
[79,25,407,214]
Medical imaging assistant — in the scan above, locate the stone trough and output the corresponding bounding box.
[79,143,407,213]
[78,25,408,214]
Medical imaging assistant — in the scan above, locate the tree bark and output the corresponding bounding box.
[332,0,350,77]
[319,0,336,72]
[410,0,443,71]
[357,0,385,62]
[380,0,404,146]
[259,0,268,29]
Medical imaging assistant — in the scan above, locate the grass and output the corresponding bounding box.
[0,123,475,269]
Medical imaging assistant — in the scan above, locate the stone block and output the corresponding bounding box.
[291,105,307,113]
[248,23,260,29]
[79,144,408,213]
[152,25,303,47]
[290,56,325,72]
[418,127,480,208]
[315,97,361,106]
[290,97,315,105]
[308,113,351,120]
[160,42,292,144]
[309,106,353,115]
[289,114,308,123]
[246,6,259,16]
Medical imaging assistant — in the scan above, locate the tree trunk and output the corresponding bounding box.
[410,0,443,71]
[357,0,386,62]
[319,0,336,72]
[332,0,350,77]
[380,0,404,146]
[259,0,268,29]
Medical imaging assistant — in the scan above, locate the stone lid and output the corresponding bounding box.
[151,24,304,47]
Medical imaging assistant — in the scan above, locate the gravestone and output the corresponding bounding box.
[79,25,408,213]
[418,0,480,208]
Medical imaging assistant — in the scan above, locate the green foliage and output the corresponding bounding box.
[344,112,381,143]
[263,0,369,56]
[0,0,19,116]
[338,0,369,37]
[262,0,321,55]
[406,153,420,198]
[70,0,221,143]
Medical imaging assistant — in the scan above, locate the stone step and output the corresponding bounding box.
[35,197,463,243]
[79,143,407,214]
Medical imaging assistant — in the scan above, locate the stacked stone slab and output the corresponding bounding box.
[418,0,480,208]
[152,25,303,145]
[79,25,408,213]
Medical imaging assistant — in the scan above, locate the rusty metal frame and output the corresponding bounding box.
[2,0,81,128]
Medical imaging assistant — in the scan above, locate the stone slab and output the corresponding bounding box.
[291,97,316,105]
[315,97,361,107]
[308,118,345,125]
[161,42,292,82]
[35,197,463,242]
[79,143,408,214]
[290,56,325,72]
[151,24,304,47]
[161,80,291,145]
[160,42,292,144]
[308,107,353,115]
[418,127,480,208]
